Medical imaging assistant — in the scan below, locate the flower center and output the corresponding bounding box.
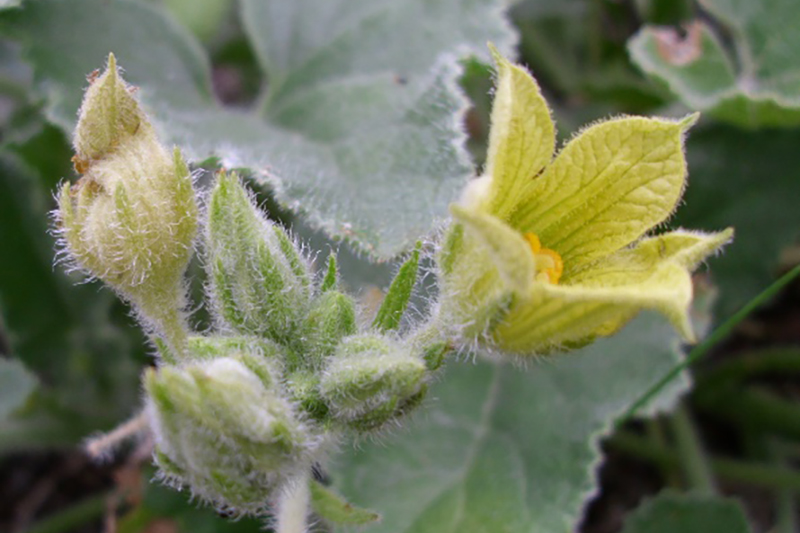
[524,233,563,284]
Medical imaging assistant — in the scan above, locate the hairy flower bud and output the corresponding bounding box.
[206,172,312,345]
[145,356,314,512]
[56,54,197,355]
[319,334,427,431]
[301,290,357,369]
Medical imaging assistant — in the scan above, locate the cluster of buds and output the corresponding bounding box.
[56,56,436,514]
[145,171,433,509]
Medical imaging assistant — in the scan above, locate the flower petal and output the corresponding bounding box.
[493,260,694,355]
[568,228,734,284]
[450,203,534,296]
[491,228,732,354]
[472,45,555,219]
[510,115,697,271]
[436,204,535,340]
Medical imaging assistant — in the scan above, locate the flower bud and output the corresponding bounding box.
[319,334,427,431]
[56,54,197,354]
[301,290,357,369]
[145,357,314,512]
[186,335,286,387]
[206,172,312,345]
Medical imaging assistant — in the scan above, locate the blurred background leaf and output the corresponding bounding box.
[0,132,146,451]
[629,0,800,127]
[620,491,751,533]
[0,358,36,420]
[3,0,517,258]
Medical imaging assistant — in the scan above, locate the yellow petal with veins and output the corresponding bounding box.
[492,228,732,354]
[510,115,697,272]
[474,44,555,220]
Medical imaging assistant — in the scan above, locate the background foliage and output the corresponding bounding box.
[0,0,798,532]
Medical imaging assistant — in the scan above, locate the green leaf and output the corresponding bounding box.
[675,124,800,316]
[372,242,421,332]
[0,143,145,450]
[330,312,690,533]
[310,480,381,526]
[6,0,517,257]
[628,0,800,127]
[621,491,751,533]
[0,358,36,420]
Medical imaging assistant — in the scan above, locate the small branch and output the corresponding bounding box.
[609,431,800,492]
[670,404,717,494]
[695,385,800,441]
[84,411,150,461]
[645,418,682,488]
[24,493,110,533]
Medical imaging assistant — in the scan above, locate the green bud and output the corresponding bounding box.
[186,335,287,388]
[145,358,314,511]
[301,290,357,369]
[72,53,145,165]
[286,370,329,422]
[319,334,427,431]
[56,55,198,355]
[206,172,311,344]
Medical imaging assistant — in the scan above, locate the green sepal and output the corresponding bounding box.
[372,242,421,332]
[309,480,381,525]
[320,253,338,293]
[421,342,450,371]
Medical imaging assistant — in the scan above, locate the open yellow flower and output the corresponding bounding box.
[436,47,733,356]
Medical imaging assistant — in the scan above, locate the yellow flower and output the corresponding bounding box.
[436,47,733,356]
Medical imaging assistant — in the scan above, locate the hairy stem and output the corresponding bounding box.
[275,472,311,533]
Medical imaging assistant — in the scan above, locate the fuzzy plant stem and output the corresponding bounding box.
[156,306,188,361]
[140,299,189,363]
[275,472,311,533]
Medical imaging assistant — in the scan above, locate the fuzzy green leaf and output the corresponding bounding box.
[331,312,690,532]
[372,242,421,332]
[0,145,145,450]
[628,0,800,127]
[621,491,751,533]
[5,0,516,257]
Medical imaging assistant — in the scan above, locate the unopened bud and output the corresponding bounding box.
[319,334,427,431]
[145,358,313,511]
[56,54,197,354]
[186,335,286,388]
[301,290,357,369]
[206,172,311,345]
